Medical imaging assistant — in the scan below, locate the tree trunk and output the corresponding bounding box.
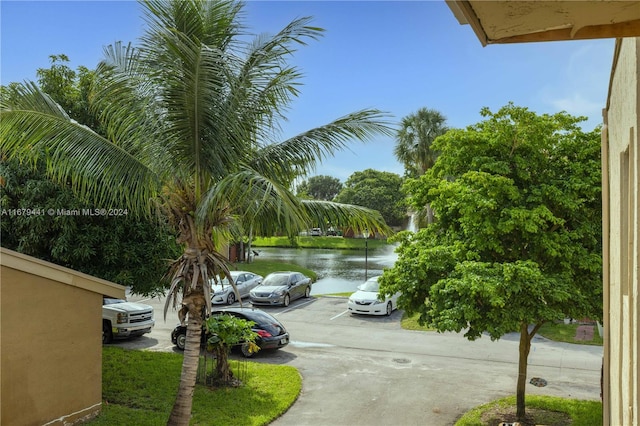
[167,293,205,426]
[247,226,253,264]
[516,321,531,421]
[426,204,434,225]
[215,346,233,383]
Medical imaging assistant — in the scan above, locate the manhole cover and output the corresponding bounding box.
[393,358,411,364]
[529,377,547,387]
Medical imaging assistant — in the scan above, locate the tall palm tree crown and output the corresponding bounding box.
[394,107,448,177]
[1,1,393,424]
[394,107,448,228]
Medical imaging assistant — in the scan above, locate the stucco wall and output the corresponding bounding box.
[605,36,640,426]
[0,248,124,425]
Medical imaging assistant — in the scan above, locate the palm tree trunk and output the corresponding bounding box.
[168,293,205,426]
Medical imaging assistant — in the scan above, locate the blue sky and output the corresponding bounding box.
[1,1,614,182]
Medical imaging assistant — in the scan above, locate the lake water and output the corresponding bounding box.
[253,245,399,295]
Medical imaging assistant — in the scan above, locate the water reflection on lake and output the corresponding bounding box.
[254,245,398,295]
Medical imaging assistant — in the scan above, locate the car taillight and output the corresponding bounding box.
[256,329,272,338]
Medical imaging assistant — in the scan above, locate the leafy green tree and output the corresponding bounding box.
[394,107,448,226]
[380,103,602,421]
[204,314,258,385]
[0,159,180,295]
[1,1,391,423]
[0,56,179,296]
[35,54,101,130]
[297,175,343,200]
[334,169,405,227]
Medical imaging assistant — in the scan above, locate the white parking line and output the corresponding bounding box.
[330,310,349,321]
[274,299,316,316]
[290,341,335,348]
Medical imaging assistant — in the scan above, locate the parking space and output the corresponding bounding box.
[119,292,603,425]
[247,296,403,328]
[117,294,403,353]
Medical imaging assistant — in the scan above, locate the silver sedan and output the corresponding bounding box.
[249,271,312,307]
[211,271,263,305]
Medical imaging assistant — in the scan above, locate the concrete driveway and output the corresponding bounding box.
[121,294,603,426]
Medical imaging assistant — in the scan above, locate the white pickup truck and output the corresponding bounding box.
[102,297,155,343]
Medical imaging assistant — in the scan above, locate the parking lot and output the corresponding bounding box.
[119,294,604,425]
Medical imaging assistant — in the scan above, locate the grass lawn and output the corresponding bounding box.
[400,312,435,331]
[253,235,390,250]
[400,314,602,346]
[537,321,603,346]
[90,347,301,426]
[455,395,602,426]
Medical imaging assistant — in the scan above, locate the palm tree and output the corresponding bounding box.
[394,107,448,226]
[0,1,392,424]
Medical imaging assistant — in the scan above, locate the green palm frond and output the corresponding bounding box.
[252,109,395,180]
[0,83,158,213]
[138,0,250,196]
[232,16,324,126]
[197,168,309,238]
[92,42,165,163]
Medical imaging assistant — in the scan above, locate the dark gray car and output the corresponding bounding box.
[249,271,312,307]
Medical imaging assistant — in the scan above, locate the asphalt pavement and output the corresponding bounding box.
[121,294,603,426]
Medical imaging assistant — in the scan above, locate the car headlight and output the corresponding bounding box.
[373,300,384,305]
[273,290,286,296]
[117,312,129,324]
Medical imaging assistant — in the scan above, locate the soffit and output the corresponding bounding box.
[446,1,640,46]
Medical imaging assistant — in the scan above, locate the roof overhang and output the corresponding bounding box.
[446,1,640,46]
[1,247,125,298]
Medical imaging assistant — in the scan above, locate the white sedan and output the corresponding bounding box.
[347,276,399,316]
[211,271,263,305]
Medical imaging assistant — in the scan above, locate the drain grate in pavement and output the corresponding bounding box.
[529,377,547,387]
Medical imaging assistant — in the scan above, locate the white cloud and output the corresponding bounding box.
[549,92,602,119]
[538,40,613,129]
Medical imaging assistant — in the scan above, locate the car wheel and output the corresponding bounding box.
[386,302,393,316]
[304,286,311,298]
[176,332,186,350]
[283,294,290,307]
[102,321,113,344]
[227,292,236,305]
[241,342,254,358]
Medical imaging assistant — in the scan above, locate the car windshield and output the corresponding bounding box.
[213,273,239,286]
[263,274,289,286]
[360,280,380,292]
[103,297,126,305]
